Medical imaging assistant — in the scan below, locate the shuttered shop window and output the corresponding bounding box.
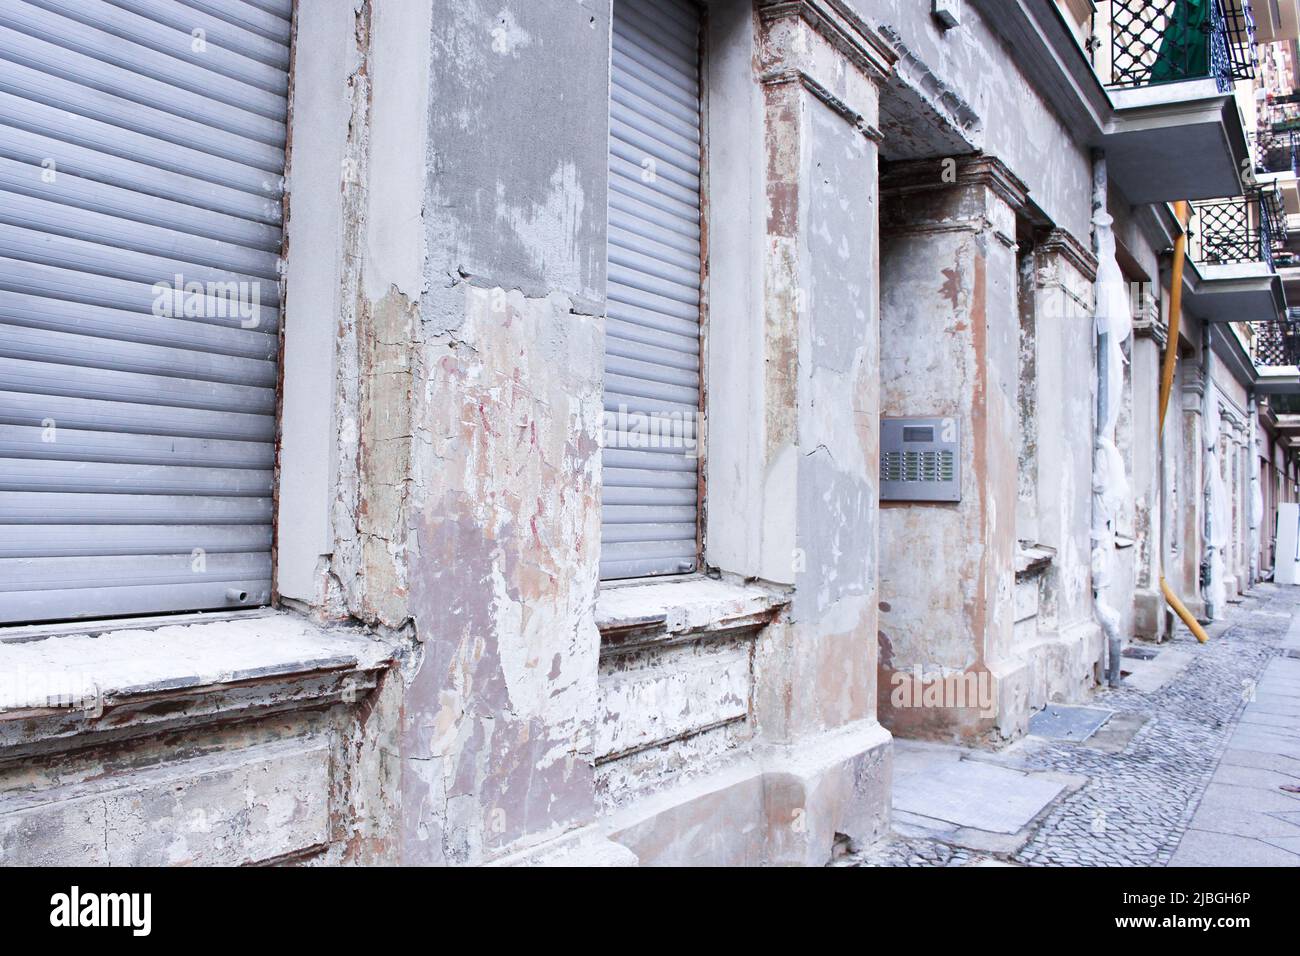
[0,0,292,624]
[603,0,703,580]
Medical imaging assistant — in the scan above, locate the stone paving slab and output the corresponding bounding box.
[1209,762,1300,790]
[892,743,1066,834]
[1169,827,1300,866]
[1218,748,1300,774]
[1122,648,1193,693]
[1179,803,1300,840]
[1028,704,1113,741]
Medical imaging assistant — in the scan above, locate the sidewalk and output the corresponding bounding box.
[849,584,1300,867]
[1169,614,1300,865]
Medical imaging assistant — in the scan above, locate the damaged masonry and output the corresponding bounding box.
[1,0,1300,871]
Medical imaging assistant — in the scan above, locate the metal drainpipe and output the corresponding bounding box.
[1091,150,1123,687]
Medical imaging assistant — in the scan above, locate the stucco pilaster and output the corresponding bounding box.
[876,155,1031,742]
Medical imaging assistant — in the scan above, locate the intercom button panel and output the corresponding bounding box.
[880,416,960,502]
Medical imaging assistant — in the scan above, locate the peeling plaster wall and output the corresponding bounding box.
[1175,352,1210,619]
[1211,366,1251,596]
[1030,243,1097,634]
[1014,236,1104,706]
[745,6,890,752]
[0,616,399,867]
[782,93,882,737]
[394,0,610,865]
[281,0,610,865]
[423,1,606,310]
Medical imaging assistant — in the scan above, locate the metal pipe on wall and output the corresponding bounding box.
[1090,151,1125,686]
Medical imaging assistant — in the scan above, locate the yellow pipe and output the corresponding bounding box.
[1157,200,1209,644]
[1162,576,1208,644]
[1157,202,1188,437]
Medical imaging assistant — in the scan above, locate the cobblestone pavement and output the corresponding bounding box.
[849,584,1299,867]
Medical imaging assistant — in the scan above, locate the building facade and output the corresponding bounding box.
[1,0,1299,866]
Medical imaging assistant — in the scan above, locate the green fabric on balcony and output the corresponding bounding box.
[1150,0,1211,83]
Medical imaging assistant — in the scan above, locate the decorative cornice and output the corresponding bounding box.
[1038,227,1099,283]
[760,67,883,141]
[881,154,1031,212]
[1133,318,1169,348]
[757,0,897,82]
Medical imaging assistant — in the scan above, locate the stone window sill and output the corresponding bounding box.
[596,575,789,653]
[1015,544,1056,580]
[0,612,396,755]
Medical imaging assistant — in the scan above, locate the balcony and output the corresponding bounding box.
[1184,183,1288,323]
[1100,0,1256,92]
[1255,310,1300,392]
[979,1,1255,202]
[1086,0,1255,202]
[1254,309,1300,367]
[1255,101,1300,176]
[1189,183,1287,268]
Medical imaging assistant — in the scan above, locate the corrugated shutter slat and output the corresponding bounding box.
[0,0,288,623]
[604,0,704,588]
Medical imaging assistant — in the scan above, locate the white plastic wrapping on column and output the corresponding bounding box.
[1248,395,1262,584]
[1090,194,1131,685]
[1091,211,1132,568]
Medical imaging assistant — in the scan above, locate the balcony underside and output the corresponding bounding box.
[1256,368,1300,394]
[1105,82,1250,203]
[1185,261,1286,324]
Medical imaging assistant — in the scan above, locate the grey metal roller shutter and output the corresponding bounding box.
[0,0,292,624]
[602,0,702,580]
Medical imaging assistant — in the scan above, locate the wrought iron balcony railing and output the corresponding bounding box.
[1101,0,1256,92]
[1189,184,1288,270]
[1254,101,1300,175]
[1253,309,1300,367]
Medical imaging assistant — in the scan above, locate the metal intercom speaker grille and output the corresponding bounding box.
[0,0,293,624]
[881,450,956,483]
[601,0,703,580]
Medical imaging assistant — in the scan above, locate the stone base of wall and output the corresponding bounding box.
[597,720,892,867]
[0,615,397,866]
[990,620,1103,742]
[882,619,1103,747]
[1017,619,1104,718]
[1133,588,1170,641]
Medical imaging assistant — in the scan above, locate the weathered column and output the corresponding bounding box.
[1176,362,1208,620]
[1131,310,1168,638]
[745,0,896,863]
[876,156,1031,741]
[1018,229,1105,706]
[1232,420,1248,592]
